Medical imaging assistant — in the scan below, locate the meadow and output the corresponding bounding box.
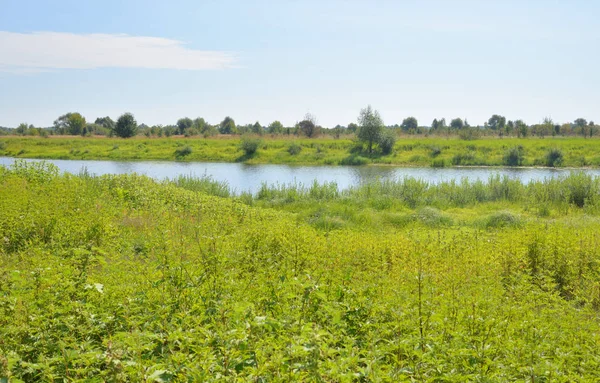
[2,161,600,381]
[2,135,600,167]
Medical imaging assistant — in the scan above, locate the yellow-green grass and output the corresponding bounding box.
[2,161,600,380]
[3,135,600,166]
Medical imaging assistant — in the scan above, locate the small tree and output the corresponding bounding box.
[450,118,464,130]
[219,116,237,134]
[297,113,320,138]
[177,117,193,135]
[357,105,384,153]
[54,112,87,135]
[240,134,262,156]
[268,120,284,134]
[114,113,138,138]
[378,129,396,154]
[400,117,418,133]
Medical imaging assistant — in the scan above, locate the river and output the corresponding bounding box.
[2,157,599,194]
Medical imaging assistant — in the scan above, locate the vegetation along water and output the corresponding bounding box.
[2,160,600,381]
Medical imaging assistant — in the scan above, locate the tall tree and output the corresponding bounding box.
[219,116,237,134]
[114,113,138,138]
[487,115,506,131]
[357,105,384,153]
[177,117,193,135]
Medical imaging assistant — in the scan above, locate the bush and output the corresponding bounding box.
[240,135,262,156]
[288,142,302,155]
[0,141,6,151]
[503,146,525,166]
[378,129,396,155]
[339,154,369,166]
[431,159,446,168]
[458,127,481,140]
[545,148,563,167]
[429,146,442,157]
[451,152,475,166]
[414,207,453,227]
[484,211,522,229]
[174,146,192,158]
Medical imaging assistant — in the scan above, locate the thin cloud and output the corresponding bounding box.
[0,31,237,73]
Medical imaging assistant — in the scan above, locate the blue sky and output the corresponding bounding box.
[0,0,598,128]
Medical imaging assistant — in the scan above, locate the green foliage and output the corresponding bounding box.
[545,148,564,167]
[239,135,262,156]
[174,145,192,158]
[377,129,396,154]
[288,142,302,155]
[114,113,138,138]
[339,154,369,166]
[357,105,384,153]
[2,165,600,380]
[431,158,446,168]
[54,112,87,135]
[483,210,522,228]
[219,116,237,134]
[503,145,525,166]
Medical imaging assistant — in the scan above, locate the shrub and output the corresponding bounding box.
[451,152,475,166]
[339,154,369,166]
[431,159,446,168]
[458,127,481,140]
[174,146,192,158]
[378,129,396,155]
[288,142,302,155]
[429,146,442,157]
[503,146,525,166]
[0,141,6,151]
[240,135,262,156]
[414,207,452,227]
[545,148,563,167]
[484,211,522,229]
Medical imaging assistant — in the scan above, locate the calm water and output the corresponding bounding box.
[2,157,599,194]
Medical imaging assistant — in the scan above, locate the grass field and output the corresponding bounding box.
[2,161,600,381]
[2,135,600,167]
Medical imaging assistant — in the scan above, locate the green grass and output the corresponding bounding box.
[3,135,600,167]
[2,161,600,380]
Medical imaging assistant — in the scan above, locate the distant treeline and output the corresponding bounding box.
[1,111,597,139]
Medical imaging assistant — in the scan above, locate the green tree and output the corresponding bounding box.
[267,120,284,134]
[95,116,115,131]
[357,105,384,153]
[54,112,87,135]
[400,117,418,133]
[252,121,263,135]
[450,118,464,130]
[297,113,320,138]
[219,116,237,134]
[487,114,506,132]
[114,113,138,138]
[177,117,193,135]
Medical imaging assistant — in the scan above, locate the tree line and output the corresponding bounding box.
[1,110,598,140]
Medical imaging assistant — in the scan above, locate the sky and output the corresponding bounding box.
[0,0,598,128]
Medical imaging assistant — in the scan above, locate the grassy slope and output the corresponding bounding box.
[1,162,600,381]
[2,135,600,166]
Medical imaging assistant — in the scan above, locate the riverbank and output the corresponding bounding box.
[2,135,600,167]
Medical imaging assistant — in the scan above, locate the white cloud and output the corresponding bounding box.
[0,31,237,73]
